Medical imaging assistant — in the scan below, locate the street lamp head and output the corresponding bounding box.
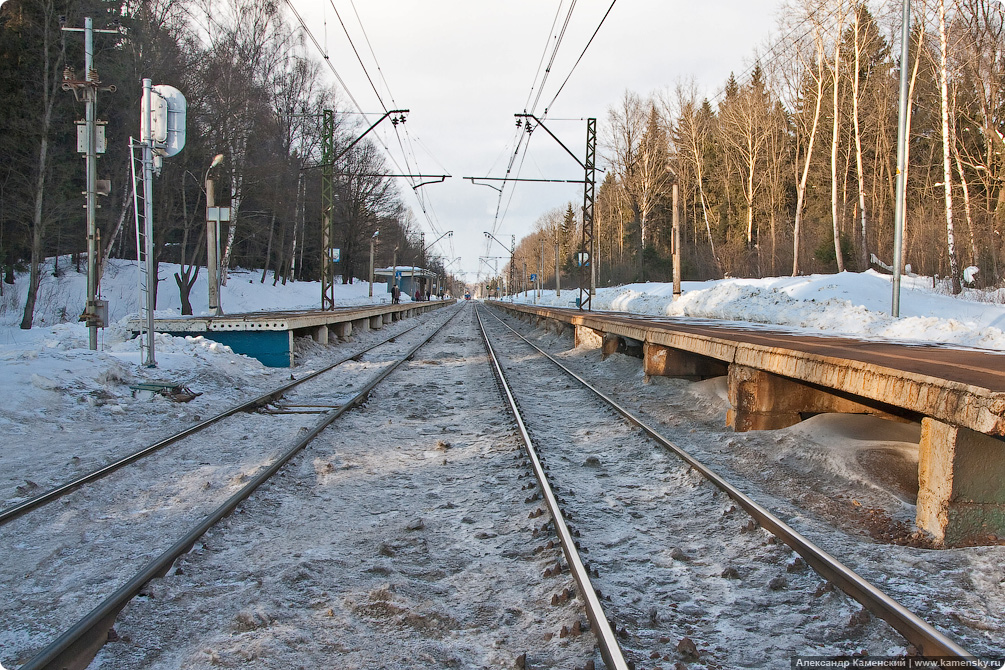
[372,230,379,238]
[210,154,225,169]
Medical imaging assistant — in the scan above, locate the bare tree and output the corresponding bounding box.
[851,2,869,268]
[665,81,720,273]
[718,66,774,253]
[937,0,962,293]
[18,0,67,329]
[829,0,850,272]
[783,22,827,276]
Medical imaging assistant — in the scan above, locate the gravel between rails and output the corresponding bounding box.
[478,307,907,668]
[89,304,599,669]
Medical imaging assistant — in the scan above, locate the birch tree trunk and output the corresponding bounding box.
[793,30,826,276]
[830,1,846,272]
[938,0,962,293]
[852,6,870,269]
[901,10,926,270]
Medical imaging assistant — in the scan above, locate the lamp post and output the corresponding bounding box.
[205,154,225,316]
[369,230,379,298]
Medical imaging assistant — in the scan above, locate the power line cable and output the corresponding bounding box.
[543,0,617,114]
[329,0,387,111]
[530,0,578,114]
[525,1,567,112]
[284,0,366,114]
[337,0,449,241]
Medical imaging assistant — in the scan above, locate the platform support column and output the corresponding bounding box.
[917,418,1005,545]
[314,325,329,345]
[334,322,352,340]
[574,325,602,349]
[369,315,383,330]
[601,333,620,359]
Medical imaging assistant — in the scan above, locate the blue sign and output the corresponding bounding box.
[530,273,537,281]
[395,271,402,279]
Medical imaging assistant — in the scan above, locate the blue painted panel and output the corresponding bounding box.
[169,330,291,368]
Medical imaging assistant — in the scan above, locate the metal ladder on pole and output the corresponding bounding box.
[130,137,150,363]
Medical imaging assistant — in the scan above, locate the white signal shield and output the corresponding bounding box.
[140,84,186,157]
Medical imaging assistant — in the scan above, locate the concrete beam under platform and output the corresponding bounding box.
[726,365,901,431]
[644,342,728,381]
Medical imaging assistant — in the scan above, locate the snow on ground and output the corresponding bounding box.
[515,270,1005,351]
[3,260,1003,505]
[2,259,1005,664]
[0,258,399,503]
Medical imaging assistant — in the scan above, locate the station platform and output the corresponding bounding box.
[490,301,1005,546]
[131,300,453,367]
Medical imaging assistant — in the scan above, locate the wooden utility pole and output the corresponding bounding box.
[673,182,681,299]
[555,239,561,297]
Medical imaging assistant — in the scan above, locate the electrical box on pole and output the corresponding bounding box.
[62,17,118,350]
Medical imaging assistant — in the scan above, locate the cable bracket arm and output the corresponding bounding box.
[515,113,585,170]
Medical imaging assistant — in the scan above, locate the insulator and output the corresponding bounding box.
[516,119,522,128]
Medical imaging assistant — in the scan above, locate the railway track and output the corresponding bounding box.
[6,302,994,669]
[0,322,426,526]
[475,305,981,668]
[35,303,613,670]
[5,306,462,669]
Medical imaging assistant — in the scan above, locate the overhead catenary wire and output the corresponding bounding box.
[287,0,453,261]
[335,0,453,251]
[284,0,366,114]
[524,1,567,113]
[489,0,616,239]
[485,1,582,239]
[543,0,617,115]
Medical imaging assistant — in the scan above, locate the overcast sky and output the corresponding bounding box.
[290,0,787,282]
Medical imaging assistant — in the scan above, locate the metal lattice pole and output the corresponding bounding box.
[321,110,335,310]
[579,117,597,310]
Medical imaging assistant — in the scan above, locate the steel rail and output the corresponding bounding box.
[0,322,425,526]
[483,305,980,664]
[19,304,463,670]
[475,307,630,670]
